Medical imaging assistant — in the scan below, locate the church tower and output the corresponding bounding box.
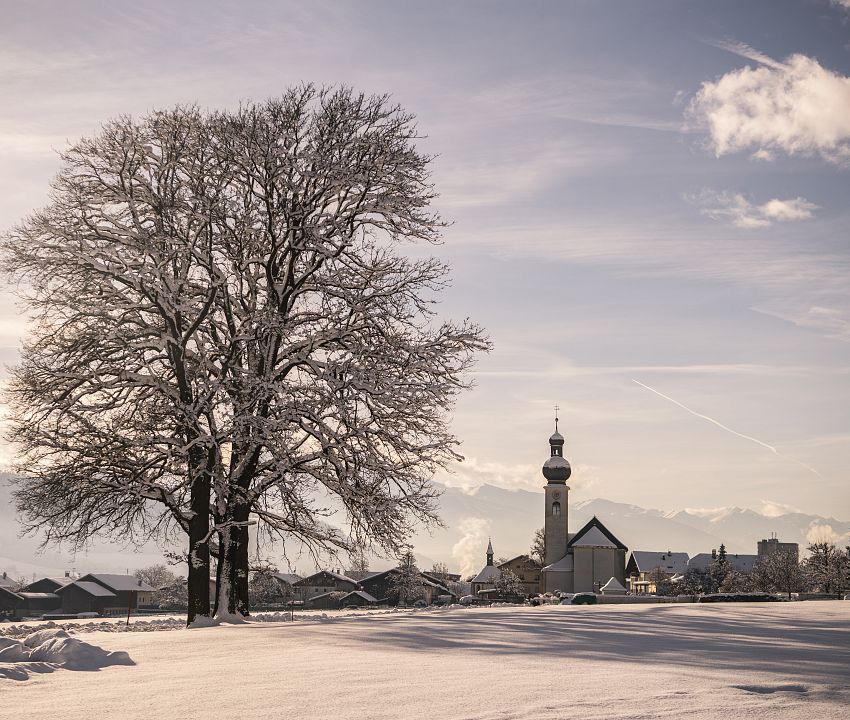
[542,412,571,566]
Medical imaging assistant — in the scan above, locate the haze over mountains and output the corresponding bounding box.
[3,472,848,581]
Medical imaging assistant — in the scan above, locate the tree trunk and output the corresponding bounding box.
[186,472,211,625]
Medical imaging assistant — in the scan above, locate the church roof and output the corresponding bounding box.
[541,554,574,572]
[471,565,501,584]
[567,516,628,551]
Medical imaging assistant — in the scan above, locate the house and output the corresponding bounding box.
[0,572,18,591]
[626,551,690,594]
[20,576,76,594]
[294,571,358,603]
[56,580,118,614]
[339,590,380,608]
[78,573,156,609]
[0,587,61,619]
[758,536,799,561]
[272,572,302,597]
[689,551,758,574]
[357,568,453,606]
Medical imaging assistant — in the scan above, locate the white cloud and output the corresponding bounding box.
[759,499,801,518]
[686,189,818,228]
[689,51,850,163]
[805,522,846,545]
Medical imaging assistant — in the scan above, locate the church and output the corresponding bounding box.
[471,417,628,595]
[539,418,628,593]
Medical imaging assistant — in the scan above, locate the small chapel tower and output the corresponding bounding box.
[542,410,571,566]
[486,538,494,566]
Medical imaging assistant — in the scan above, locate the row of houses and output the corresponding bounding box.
[271,567,457,609]
[0,573,155,620]
[626,537,800,593]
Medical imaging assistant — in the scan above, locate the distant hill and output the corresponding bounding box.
[3,471,847,581]
[410,483,850,577]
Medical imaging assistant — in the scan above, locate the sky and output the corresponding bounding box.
[1,0,849,548]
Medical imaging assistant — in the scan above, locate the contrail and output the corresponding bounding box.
[632,378,822,478]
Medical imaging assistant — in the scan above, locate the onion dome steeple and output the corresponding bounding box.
[542,409,571,484]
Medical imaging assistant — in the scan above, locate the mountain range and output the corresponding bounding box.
[2,473,848,581]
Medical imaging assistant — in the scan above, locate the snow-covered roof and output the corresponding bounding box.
[567,516,627,550]
[600,577,626,592]
[689,553,758,573]
[542,554,574,572]
[81,573,155,592]
[498,555,541,570]
[295,570,358,586]
[341,590,379,603]
[273,573,302,586]
[0,575,17,589]
[471,565,501,584]
[17,592,60,600]
[629,551,690,574]
[60,581,117,597]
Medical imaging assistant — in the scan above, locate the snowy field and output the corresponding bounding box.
[3,602,849,720]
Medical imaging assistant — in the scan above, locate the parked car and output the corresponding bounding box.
[412,599,427,608]
[570,592,597,605]
[559,593,576,605]
[459,595,477,606]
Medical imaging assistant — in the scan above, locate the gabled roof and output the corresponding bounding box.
[80,573,155,593]
[0,587,23,602]
[628,551,690,575]
[471,565,501,584]
[294,570,358,586]
[567,516,627,551]
[58,581,116,597]
[340,590,379,603]
[18,592,60,600]
[272,573,303,586]
[689,553,758,573]
[498,555,542,570]
[0,575,17,589]
[20,577,75,592]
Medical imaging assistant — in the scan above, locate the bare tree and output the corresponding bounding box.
[3,86,489,624]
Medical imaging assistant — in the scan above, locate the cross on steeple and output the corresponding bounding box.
[554,404,560,433]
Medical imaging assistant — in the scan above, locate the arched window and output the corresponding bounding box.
[552,501,561,516]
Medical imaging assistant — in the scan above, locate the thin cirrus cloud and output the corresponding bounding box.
[686,189,818,228]
[688,44,850,164]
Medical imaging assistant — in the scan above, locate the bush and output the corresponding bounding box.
[698,592,783,603]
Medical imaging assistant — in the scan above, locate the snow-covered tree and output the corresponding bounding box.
[750,550,804,598]
[494,567,524,599]
[530,528,545,565]
[391,549,423,605]
[804,541,847,594]
[248,566,285,606]
[2,86,489,624]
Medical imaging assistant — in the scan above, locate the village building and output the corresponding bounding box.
[539,418,628,594]
[294,570,359,603]
[626,551,690,594]
[758,535,799,561]
[688,550,758,574]
[470,540,501,596]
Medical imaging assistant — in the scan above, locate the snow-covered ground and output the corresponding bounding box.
[3,602,849,719]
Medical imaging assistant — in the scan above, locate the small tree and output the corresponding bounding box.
[530,528,545,565]
[804,541,846,594]
[248,566,285,606]
[347,551,371,581]
[494,567,524,599]
[718,569,751,594]
[648,566,674,596]
[751,550,804,598]
[391,549,423,606]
